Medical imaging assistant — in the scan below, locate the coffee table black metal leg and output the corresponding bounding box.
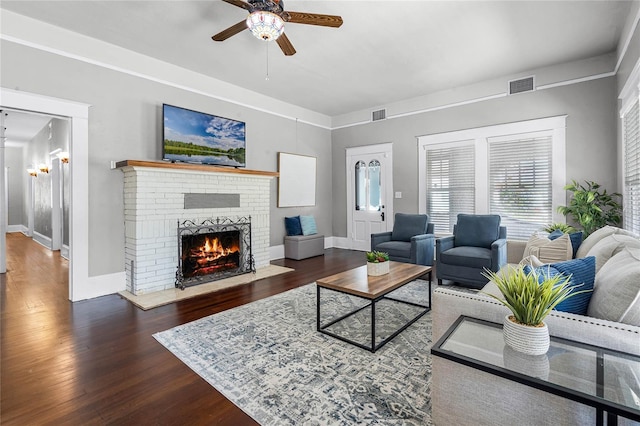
[316,285,321,331]
[371,299,376,352]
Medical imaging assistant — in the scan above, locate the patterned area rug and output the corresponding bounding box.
[154,280,433,425]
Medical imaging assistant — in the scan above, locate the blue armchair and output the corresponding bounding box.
[436,214,507,289]
[370,213,435,266]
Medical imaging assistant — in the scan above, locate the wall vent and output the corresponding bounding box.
[372,109,387,121]
[508,76,535,95]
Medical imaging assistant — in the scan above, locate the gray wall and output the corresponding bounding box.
[331,77,619,238]
[1,40,332,277]
[5,146,25,227]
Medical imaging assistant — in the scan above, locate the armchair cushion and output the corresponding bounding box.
[391,213,429,242]
[440,246,492,269]
[453,214,501,248]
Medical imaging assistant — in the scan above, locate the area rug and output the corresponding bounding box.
[120,265,294,310]
[154,280,433,425]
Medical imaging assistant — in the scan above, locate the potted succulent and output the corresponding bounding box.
[366,251,390,276]
[482,266,589,355]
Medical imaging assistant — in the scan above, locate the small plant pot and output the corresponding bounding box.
[503,314,549,356]
[367,261,389,276]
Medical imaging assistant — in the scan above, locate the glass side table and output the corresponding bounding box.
[431,316,640,425]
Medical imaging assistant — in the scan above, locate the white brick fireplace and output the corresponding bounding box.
[118,160,278,295]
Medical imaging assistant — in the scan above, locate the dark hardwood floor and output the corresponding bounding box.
[1,232,366,425]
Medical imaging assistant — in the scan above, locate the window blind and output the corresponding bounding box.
[489,136,553,239]
[426,145,475,234]
[624,100,640,234]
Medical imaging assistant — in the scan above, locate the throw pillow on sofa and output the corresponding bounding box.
[522,233,572,264]
[588,247,640,326]
[548,229,583,258]
[523,256,595,315]
[586,234,640,273]
[284,216,303,236]
[576,226,640,258]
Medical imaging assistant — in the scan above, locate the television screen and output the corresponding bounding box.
[162,104,246,167]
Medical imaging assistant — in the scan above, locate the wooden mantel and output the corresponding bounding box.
[115,160,279,177]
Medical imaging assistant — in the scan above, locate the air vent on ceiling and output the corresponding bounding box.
[372,109,387,122]
[508,76,535,95]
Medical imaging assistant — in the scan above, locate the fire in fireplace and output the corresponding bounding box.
[181,230,240,278]
[176,217,254,290]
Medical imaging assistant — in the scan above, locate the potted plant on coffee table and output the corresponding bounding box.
[482,266,589,355]
[366,251,390,276]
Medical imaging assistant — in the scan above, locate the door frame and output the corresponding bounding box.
[0,88,89,301]
[346,142,394,250]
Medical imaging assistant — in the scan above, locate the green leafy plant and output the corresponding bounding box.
[542,223,577,234]
[557,180,622,236]
[482,266,589,326]
[366,251,389,263]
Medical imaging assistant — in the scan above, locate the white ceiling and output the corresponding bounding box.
[0,0,634,119]
[1,109,51,147]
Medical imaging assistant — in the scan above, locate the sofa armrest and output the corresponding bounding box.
[435,235,455,254]
[506,239,527,264]
[433,287,640,356]
[371,231,392,250]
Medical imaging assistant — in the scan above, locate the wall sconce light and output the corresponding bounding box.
[57,151,70,164]
[38,163,49,174]
[27,168,38,177]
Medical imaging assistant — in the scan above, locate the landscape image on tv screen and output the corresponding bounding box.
[163,104,246,167]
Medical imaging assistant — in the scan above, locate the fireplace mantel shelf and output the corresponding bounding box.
[116,160,278,177]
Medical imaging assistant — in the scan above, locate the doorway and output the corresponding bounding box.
[0,88,89,301]
[346,143,394,251]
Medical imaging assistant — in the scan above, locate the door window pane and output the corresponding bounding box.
[355,161,366,211]
[368,160,381,211]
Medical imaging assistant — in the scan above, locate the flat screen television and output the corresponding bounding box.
[162,104,246,167]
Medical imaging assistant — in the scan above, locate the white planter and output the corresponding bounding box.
[367,261,389,276]
[503,345,550,380]
[503,314,550,356]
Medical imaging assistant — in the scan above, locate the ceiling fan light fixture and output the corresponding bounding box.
[246,11,284,41]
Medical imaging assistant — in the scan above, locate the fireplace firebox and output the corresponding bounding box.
[176,217,255,290]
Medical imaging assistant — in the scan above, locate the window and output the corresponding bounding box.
[418,116,566,239]
[425,143,475,233]
[623,100,640,234]
[489,134,553,240]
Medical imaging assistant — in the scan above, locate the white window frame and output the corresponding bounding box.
[619,57,640,234]
[418,116,567,237]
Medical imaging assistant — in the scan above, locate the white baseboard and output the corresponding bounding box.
[61,244,69,260]
[331,236,351,250]
[72,271,127,302]
[7,224,27,233]
[270,244,285,260]
[33,231,52,249]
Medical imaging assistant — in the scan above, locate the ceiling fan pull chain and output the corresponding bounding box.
[265,42,270,81]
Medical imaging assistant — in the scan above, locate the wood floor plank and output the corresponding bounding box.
[1,232,366,424]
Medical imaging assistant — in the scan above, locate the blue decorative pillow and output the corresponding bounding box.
[548,230,583,258]
[300,215,317,236]
[523,256,595,315]
[285,216,303,236]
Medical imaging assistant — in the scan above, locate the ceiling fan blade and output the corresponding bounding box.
[221,0,252,10]
[286,11,343,28]
[276,33,296,56]
[212,20,248,41]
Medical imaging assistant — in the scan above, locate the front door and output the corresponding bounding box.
[346,143,393,251]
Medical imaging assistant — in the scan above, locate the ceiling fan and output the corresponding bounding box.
[212,0,343,56]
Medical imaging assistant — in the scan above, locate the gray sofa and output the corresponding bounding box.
[432,230,640,425]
